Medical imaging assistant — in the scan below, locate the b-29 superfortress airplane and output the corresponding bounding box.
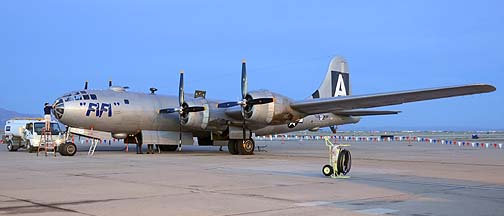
[52,57,495,156]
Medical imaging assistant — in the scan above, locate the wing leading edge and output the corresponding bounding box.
[291,84,495,115]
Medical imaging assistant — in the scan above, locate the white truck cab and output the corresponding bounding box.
[3,118,65,153]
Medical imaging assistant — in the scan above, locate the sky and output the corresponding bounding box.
[1,0,503,130]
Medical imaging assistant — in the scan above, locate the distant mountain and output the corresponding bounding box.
[0,108,40,129]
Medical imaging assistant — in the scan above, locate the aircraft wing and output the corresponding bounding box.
[291,84,495,115]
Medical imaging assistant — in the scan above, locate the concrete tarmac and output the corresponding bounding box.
[0,139,503,216]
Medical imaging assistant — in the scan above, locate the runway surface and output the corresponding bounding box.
[0,139,503,216]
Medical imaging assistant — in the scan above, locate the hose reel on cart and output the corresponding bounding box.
[322,137,352,178]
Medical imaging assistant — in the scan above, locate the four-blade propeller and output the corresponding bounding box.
[159,70,205,150]
[217,60,274,111]
[159,60,274,149]
[216,59,274,141]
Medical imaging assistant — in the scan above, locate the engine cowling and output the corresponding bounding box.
[244,90,301,125]
[181,98,210,130]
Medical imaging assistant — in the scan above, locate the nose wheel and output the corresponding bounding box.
[59,142,77,156]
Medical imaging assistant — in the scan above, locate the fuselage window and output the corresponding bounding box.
[90,94,97,100]
[83,95,90,100]
[5,126,10,131]
[124,99,129,104]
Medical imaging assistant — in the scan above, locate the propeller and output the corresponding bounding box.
[159,70,205,150]
[217,59,274,142]
[217,60,274,109]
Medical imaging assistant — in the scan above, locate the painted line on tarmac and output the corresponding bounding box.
[355,208,399,215]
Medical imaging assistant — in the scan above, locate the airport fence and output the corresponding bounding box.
[255,134,503,150]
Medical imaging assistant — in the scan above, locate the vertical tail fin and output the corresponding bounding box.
[311,56,350,99]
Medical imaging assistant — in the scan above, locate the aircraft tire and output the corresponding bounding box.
[237,139,254,155]
[336,149,352,176]
[159,145,178,151]
[7,140,18,152]
[59,143,67,156]
[60,142,77,156]
[322,164,333,176]
[228,140,239,155]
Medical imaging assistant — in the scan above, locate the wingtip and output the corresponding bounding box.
[486,84,496,92]
[474,84,496,93]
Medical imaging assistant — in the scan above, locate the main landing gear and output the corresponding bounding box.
[59,142,77,156]
[228,139,255,155]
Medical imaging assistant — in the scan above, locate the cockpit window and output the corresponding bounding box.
[74,95,82,100]
[90,94,97,100]
[80,91,87,94]
[65,97,74,102]
[83,95,90,100]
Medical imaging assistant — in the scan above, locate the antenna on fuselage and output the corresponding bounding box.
[109,80,112,87]
[84,81,88,90]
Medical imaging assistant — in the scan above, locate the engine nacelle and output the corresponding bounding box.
[181,98,210,130]
[244,90,301,125]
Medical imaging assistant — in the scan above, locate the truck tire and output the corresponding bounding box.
[60,142,77,156]
[7,140,18,152]
[27,141,34,153]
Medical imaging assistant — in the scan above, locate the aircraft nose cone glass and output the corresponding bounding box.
[53,99,64,120]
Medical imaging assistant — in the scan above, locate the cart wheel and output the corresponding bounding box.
[322,164,334,176]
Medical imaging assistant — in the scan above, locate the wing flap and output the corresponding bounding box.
[333,110,400,116]
[291,84,495,115]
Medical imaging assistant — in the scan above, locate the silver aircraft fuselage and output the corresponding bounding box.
[53,88,360,136]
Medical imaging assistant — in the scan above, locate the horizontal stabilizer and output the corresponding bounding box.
[333,110,400,116]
